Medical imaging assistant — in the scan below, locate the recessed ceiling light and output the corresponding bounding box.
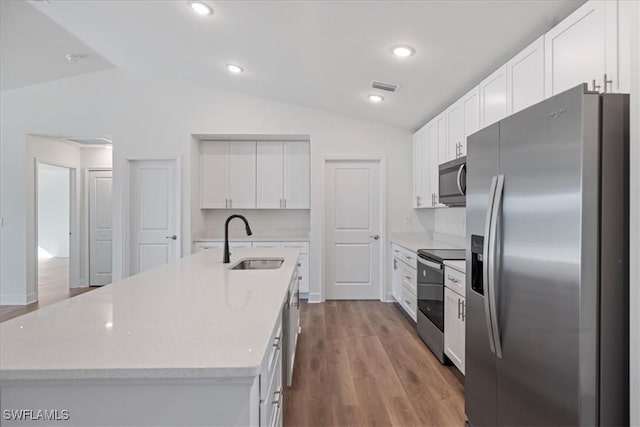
[392,45,415,58]
[227,64,244,74]
[188,1,213,15]
[367,94,384,103]
[65,53,84,63]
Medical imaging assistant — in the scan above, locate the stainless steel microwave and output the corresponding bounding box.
[438,156,466,207]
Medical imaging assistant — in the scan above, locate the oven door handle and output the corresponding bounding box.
[417,257,442,270]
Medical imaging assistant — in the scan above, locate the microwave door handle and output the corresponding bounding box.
[456,164,466,196]
[483,176,498,355]
[488,174,505,359]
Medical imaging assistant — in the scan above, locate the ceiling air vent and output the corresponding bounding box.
[371,81,399,93]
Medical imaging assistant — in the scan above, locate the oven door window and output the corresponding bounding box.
[417,259,445,331]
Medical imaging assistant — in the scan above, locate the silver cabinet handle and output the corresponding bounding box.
[603,73,613,93]
[225,199,228,208]
[165,235,177,240]
[297,263,302,267]
[273,388,283,407]
[369,235,380,240]
[405,276,411,280]
[404,299,411,306]
[405,255,412,260]
[461,301,466,321]
[457,298,462,319]
[279,199,283,209]
[298,276,303,280]
[229,198,232,208]
[273,336,281,349]
[447,275,460,283]
[592,79,601,92]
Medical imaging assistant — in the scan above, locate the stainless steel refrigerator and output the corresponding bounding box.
[465,84,629,426]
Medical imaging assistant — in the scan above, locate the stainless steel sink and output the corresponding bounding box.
[229,258,284,270]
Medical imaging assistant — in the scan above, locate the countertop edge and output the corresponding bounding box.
[0,366,262,381]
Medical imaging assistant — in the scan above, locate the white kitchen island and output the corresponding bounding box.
[0,248,301,426]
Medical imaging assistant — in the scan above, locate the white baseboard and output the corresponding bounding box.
[308,292,322,303]
[0,293,35,306]
[383,292,394,302]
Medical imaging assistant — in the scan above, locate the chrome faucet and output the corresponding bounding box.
[224,215,253,263]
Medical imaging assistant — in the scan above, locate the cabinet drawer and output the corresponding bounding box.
[253,241,281,248]
[261,312,282,400]
[281,241,309,254]
[399,247,417,266]
[401,263,417,295]
[400,285,417,322]
[445,266,465,297]
[261,348,282,427]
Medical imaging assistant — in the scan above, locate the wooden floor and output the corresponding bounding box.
[0,258,98,323]
[285,300,465,427]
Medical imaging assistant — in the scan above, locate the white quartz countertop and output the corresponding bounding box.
[389,232,463,253]
[0,248,300,381]
[444,260,466,273]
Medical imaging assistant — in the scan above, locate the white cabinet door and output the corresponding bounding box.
[391,256,402,302]
[544,0,618,97]
[427,121,439,208]
[462,85,480,156]
[298,252,310,293]
[283,141,310,209]
[480,64,508,128]
[200,141,229,208]
[436,113,448,166]
[507,36,545,115]
[444,287,465,374]
[446,100,464,162]
[256,142,284,209]
[228,141,256,209]
[413,128,427,208]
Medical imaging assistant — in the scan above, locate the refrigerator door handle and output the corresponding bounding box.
[488,174,505,359]
[483,176,498,355]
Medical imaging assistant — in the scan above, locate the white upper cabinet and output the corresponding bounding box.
[426,119,443,208]
[544,0,618,97]
[201,141,256,209]
[413,129,424,208]
[507,36,545,114]
[462,86,480,155]
[480,64,508,127]
[201,141,229,209]
[283,141,310,209]
[446,100,464,162]
[256,142,284,209]
[228,141,257,209]
[256,141,310,209]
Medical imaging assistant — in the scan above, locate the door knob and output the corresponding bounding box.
[165,235,177,240]
[369,235,380,240]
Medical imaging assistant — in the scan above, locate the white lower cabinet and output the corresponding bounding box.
[391,243,417,321]
[444,266,466,375]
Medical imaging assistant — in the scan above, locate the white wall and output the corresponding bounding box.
[37,164,70,258]
[0,69,419,305]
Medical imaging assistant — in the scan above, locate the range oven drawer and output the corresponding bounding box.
[417,256,445,332]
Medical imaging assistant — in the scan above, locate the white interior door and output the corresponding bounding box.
[256,141,284,208]
[325,160,381,300]
[283,141,310,209]
[89,170,112,286]
[129,159,179,275]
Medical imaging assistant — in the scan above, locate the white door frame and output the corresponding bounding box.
[321,156,386,302]
[123,156,182,277]
[84,167,113,286]
[33,158,79,300]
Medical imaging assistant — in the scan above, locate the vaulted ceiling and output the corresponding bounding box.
[4,0,585,129]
